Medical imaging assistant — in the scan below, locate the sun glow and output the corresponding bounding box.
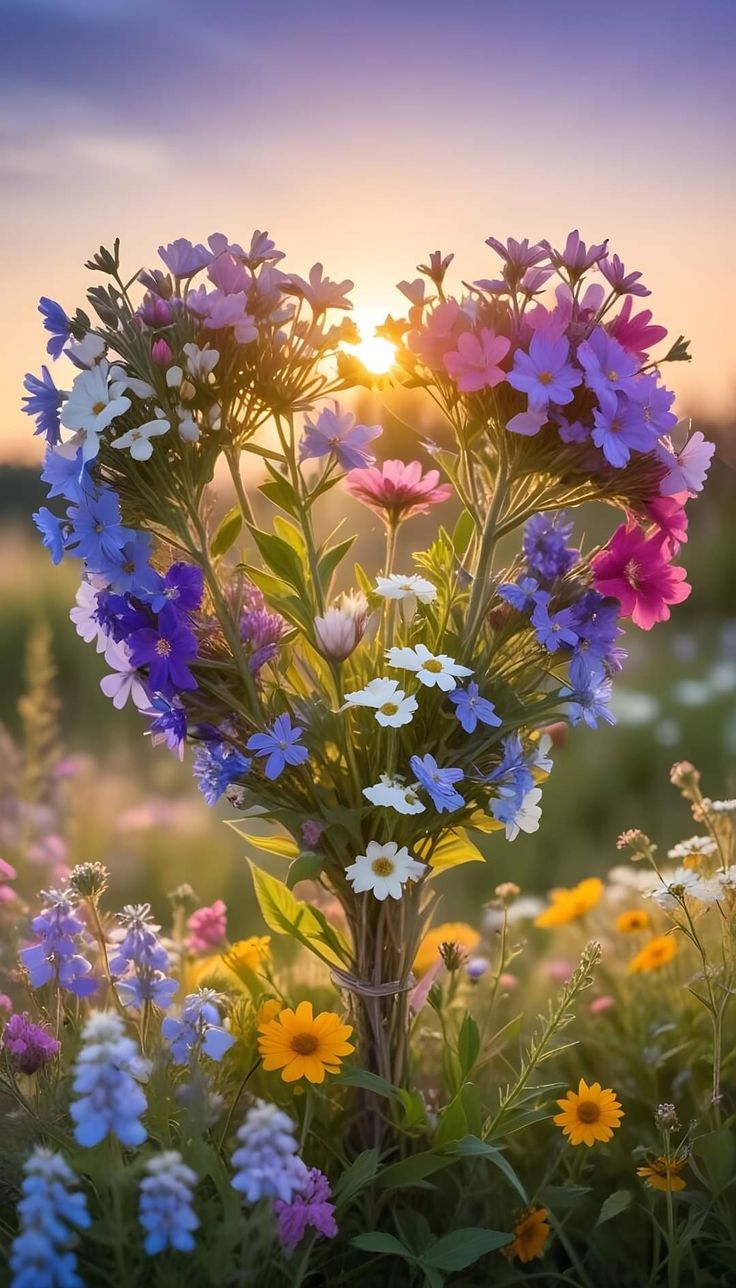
[341,308,396,373]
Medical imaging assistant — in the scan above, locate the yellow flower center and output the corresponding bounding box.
[155,638,172,656]
[291,1032,319,1055]
[423,659,443,673]
[372,857,395,877]
[608,369,618,382]
[92,401,106,414]
[576,1100,601,1124]
[538,371,553,384]
[625,558,640,589]
[379,702,399,715]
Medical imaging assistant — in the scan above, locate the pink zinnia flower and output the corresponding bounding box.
[443,327,510,393]
[344,459,452,525]
[592,523,690,631]
[186,900,228,954]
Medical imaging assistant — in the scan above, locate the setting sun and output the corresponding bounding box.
[342,332,396,374]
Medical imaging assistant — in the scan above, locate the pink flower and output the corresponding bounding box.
[443,327,511,392]
[609,296,667,358]
[658,430,715,496]
[344,459,452,525]
[645,494,688,554]
[592,523,690,631]
[186,900,228,954]
[151,337,173,366]
[0,858,17,904]
[313,593,368,662]
[407,299,467,370]
[589,994,615,1015]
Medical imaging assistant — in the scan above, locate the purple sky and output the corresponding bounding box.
[3,0,735,460]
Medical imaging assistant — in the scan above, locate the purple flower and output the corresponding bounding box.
[629,374,678,438]
[569,590,620,663]
[577,327,640,415]
[506,409,548,436]
[409,753,464,813]
[541,230,608,277]
[247,714,308,780]
[202,289,258,342]
[274,1167,338,1250]
[531,592,579,652]
[21,889,97,998]
[128,603,198,695]
[146,697,187,760]
[66,488,129,571]
[1,1012,60,1074]
[561,655,616,729]
[591,394,656,468]
[507,331,582,410]
[523,513,578,582]
[38,297,72,359]
[240,588,285,674]
[22,366,64,445]
[158,238,212,277]
[484,236,548,275]
[33,506,67,565]
[109,904,178,1012]
[449,682,502,734]
[599,253,650,297]
[658,430,715,497]
[498,576,539,613]
[106,535,162,597]
[161,988,235,1065]
[41,446,93,504]
[148,563,204,614]
[193,741,251,804]
[299,404,381,471]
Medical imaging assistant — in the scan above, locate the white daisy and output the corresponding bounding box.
[70,578,108,653]
[343,677,417,727]
[362,774,426,815]
[111,418,170,462]
[345,841,426,901]
[66,332,106,369]
[386,644,472,692]
[60,359,131,460]
[649,865,710,909]
[503,787,543,842]
[374,574,437,604]
[667,835,717,862]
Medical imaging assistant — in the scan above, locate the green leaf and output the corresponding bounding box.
[224,824,298,859]
[247,525,307,595]
[457,1014,480,1079]
[442,1136,527,1203]
[259,474,300,517]
[596,1189,633,1226]
[286,852,324,889]
[693,1129,736,1196]
[335,1067,399,1100]
[421,1228,511,1271]
[376,1152,455,1191]
[318,535,356,589]
[351,1232,414,1259]
[434,1092,468,1147]
[452,508,477,551]
[210,505,243,558]
[333,1149,381,1210]
[248,861,350,968]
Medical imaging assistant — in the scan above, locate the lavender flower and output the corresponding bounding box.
[531,593,579,652]
[577,327,640,415]
[9,1148,90,1288]
[138,1151,199,1255]
[20,889,96,998]
[161,988,235,1065]
[1,1013,60,1074]
[523,513,578,582]
[22,366,64,445]
[240,585,285,674]
[409,754,464,813]
[70,1011,149,1148]
[274,1167,338,1250]
[299,404,381,471]
[109,904,178,1012]
[449,682,502,734]
[193,741,251,804]
[246,714,308,780]
[561,655,616,729]
[158,237,212,277]
[231,1100,309,1204]
[507,331,582,410]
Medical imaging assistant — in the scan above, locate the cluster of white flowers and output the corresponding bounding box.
[648,864,736,909]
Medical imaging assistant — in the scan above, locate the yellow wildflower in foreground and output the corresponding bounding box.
[502,1206,551,1263]
[190,935,271,990]
[628,934,678,974]
[637,1155,687,1192]
[258,1000,354,1083]
[413,922,480,975]
[615,908,650,934]
[534,878,603,928]
[554,1078,624,1146]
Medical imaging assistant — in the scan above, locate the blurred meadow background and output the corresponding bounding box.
[1,0,735,937]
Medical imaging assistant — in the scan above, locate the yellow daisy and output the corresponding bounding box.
[534,878,603,928]
[554,1078,624,1147]
[628,934,677,974]
[502,1206,551,1263]
[615,908,650,934]
[257,1000,354,1084]
[637,1155,687,1192]
[413,922,480,975]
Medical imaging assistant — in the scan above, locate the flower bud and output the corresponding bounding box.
[313,592,368,662]
[670,761,701,799]
[495,881,520,904]
[151,337,174,366]
[68,861,109,900]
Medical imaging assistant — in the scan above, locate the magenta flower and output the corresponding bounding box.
[592,523,690,630]
[507,331,582,410]
[344,459,452,525]
[273,1167,338,1250]
[599,253,650,296]
[299,404,381,471]
[187,900,228,954]
[0,857,17,905]
[1,1012,60,1074]
[646,494,688,554]
[658,430,715,496]
[443,328,511,393]
[609,297,667,358]
[151,338,173,366]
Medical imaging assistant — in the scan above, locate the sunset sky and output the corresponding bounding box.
[2,0,735,462]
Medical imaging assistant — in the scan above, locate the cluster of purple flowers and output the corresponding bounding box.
[109,904,178,1012]
[20,889,96,998]
[70,1011,149,1148]
[1,1012,60,1074]
[240,584,286,676]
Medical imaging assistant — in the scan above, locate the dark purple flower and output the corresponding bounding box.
[146,697,187,759]
[22,367,64,445]
[569,590,621,663]
[128,603,198,695]
[138,293,174,327]
[273,1168,338,1250]
[149,563,204,615]
[523,513,578,582]
[531,593,579,652]
[38,297,72,360]
[2,1012,60,1074]
[599,253,650,297]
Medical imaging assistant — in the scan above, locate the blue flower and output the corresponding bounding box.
[66,488,129,572]
[523,512,578,582]
[20,889,97,998]
[231,1100,309,1204]
[531,592,579,652]
[70,1011,148,1148]
[22,366,64,445]
[33,506,68,565]
[147,562,204,614]
[138,1152,199,1255]
[38,296,72,359]
[127,602,198,696]
[193,741,251,804]
[161,989,235,1065]
[449,682,502,734]
[497,576,538,614]
[10,1148,90,1288]
[105,534,162,597]
[147,697,187,759]
[247,713,308,780]
[561,655,616,729]
[41,446,93,504]
[569,590,620,663]
[409,753,464,813]
[109,904,177,1012]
